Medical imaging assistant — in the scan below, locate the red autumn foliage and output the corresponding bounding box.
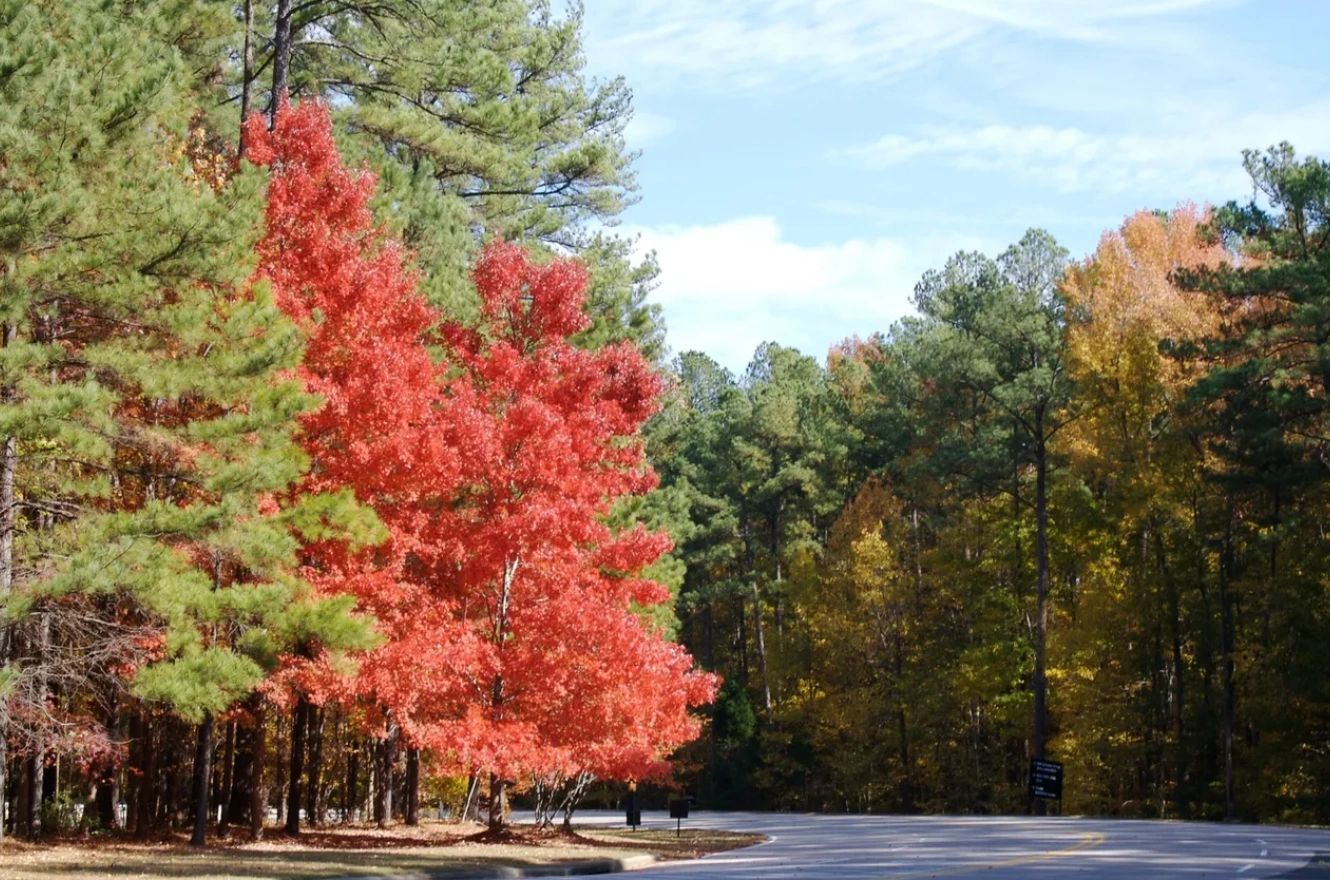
[247,102,714,804]
[245,101,477,723]
[415,242,716,794]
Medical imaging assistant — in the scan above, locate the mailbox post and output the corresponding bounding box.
[625,781,640,830]
[669,796,690,838]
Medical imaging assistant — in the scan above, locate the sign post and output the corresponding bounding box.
[669,797,689,838]
[1029,759,1064,802]
[625,781,640,830]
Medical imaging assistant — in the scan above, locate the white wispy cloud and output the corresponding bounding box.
[585,0,1230,90]
[622,216,993,372]
[624,111,676,148]
[835,100,1330,196]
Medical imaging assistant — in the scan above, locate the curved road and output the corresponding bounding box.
[573,811,1330,879]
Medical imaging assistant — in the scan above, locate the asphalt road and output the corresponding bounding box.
[571,810,1330,879]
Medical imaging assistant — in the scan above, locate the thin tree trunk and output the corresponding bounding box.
[895,632,913,812]
[126,714,141,833]
[40,753,55,819]
[461,774,479,823]
[249,701,267,841]
[1155,529,1188,817]
[769,500,785,701]
[742,524,772,718]
[95,702,121,830]
[910,502,925,612]
[405,747,420,826]
[344,743,359,823]
[750,580,772,719]
[374,723,397,828]
[701,601,715,671]
[270,0,294,125]
[238,0,255,152]
[1031,412,1050,816]
[285,695,308,835]
[190,713,214,847]
[135,715,156,839]
[218,720,236,832]
[1219,498,1236,820]
[226,722,254,828]
[305,705,324,827]
[17,754,35,838]
[0,321,13,842]
[166,724,189,830]
[95,763,117,830]
[30,609,51,835]
[736,594,748,686]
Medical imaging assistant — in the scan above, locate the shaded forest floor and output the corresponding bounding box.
[0,820,765,879]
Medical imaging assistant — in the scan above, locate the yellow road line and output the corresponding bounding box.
[877,830,1108,880]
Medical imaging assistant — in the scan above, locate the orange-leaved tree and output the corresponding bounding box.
[246,100,478,834]
[416,243,717,831]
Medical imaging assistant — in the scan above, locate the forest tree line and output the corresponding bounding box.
[661,154,1330,824]
[5,0,1330,843]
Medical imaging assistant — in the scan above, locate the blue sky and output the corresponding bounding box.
[575,0,1330,374]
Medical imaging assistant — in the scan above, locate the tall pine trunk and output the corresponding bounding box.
[166,724,189,830]
[190,712,214,847]
[238,0,254,152]
[249,701,267,841]
[226,721,254,829]
[305,705,324,826]
[218,720,236,833]
[95,702,121,831]
[1031,410,1050,815]
[134,714,156,839]
[1219,498,1236,820]
[0,322,13,841]
[894,632,913,812]
[270,0,293,123]
[1156,529,1188,818]
[741,527,771,717]
[285,695,308,835]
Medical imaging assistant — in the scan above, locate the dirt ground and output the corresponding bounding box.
[0,819,765,880]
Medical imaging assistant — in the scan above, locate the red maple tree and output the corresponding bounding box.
[247,104,712,833]
[411,242,717,829]
[245,102,478,831]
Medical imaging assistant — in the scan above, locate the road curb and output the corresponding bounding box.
[337,853,657,880]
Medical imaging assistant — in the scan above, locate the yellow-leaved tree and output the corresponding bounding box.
[1053,207,1229,817]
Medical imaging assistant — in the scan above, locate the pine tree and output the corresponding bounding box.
[216,0,658,348]
[1,0,374,843]
[1182,145,1330,819]
[911,231,1072,788]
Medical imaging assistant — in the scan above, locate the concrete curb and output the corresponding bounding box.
[337,853,657,880]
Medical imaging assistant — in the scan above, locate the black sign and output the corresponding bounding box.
[669,798,690,819]
[1029,759,1063,800]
